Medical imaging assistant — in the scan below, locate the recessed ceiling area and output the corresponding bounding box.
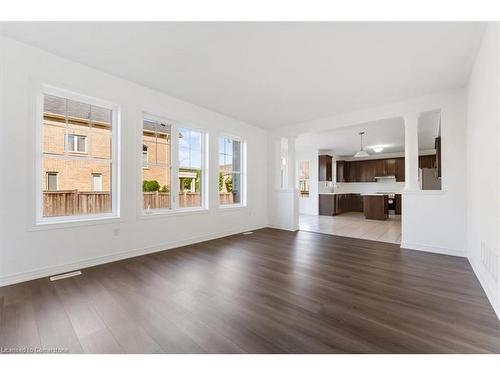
[297,117,405,157]
[296,112,440,157]
[0,22,486,129]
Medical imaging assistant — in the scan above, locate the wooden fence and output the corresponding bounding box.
[43,190,235,216]
[43,190,111,217]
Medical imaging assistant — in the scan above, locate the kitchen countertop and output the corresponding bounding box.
[319,192,401,195]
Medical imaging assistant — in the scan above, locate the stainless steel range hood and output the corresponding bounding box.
[374,175,396,180]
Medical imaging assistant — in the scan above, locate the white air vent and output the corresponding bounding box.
[481,241,498,282]
[242,231,254,235]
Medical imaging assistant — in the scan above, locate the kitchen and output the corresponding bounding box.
[297,112,441,244]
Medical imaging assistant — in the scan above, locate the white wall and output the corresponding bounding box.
[466,23,500,319]
[0,36,268,286]
[270,89,468,257]
[267,136,299,230]
[401,92,467,256]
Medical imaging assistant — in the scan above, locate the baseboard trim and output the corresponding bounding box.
[0,225,267,287]
[267,223,299,231]
[469,257,500,321]
[400,241,466,258]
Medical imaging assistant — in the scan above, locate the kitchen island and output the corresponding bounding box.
[361,193,389,220]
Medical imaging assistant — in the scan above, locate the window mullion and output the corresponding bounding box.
[171,124,180,210]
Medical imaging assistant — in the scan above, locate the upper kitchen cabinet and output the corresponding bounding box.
[419,154,436,169]
[336,160,348,182]
[384,158,397,176]
[361,160,376,182]
[318,155,333,181]
[395,157,405,182]
[338,157,405,182]
[374,158,396,178]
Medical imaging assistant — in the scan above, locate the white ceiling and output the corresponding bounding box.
[297,113,440,157]
[297,117,405,157]
[0,22,485,129]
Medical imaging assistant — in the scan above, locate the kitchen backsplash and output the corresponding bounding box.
[319,179,405,194]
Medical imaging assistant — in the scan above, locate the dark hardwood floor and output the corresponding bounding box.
[1,228,499,353]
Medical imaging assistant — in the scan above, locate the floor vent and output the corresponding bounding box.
[242,231,254,235]
[481,241,498,282]
[49,270,82,281]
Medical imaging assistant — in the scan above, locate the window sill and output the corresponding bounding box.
[139,207,209,220]
[30,214,122,231]
[218,204,247,211]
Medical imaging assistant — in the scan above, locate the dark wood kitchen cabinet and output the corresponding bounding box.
[335,194,348,214]
[362,160,376,182]
[347,162,358,182]
[373,158,396,178]
[363,195,389,220]
[385,158,397,176]
[337,157,405,183]
[336,160,348,182]
[395,194,402,215]
[319,194,335,215]
[349,160,375,182]
[419,154,436,169]
[318,155,333,181]
[435,136,442,178]
[349,194,364,212]
[395,157,405,182]
[374,159,386,177]
[319,193,364,216]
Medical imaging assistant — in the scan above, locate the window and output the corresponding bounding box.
[142,117,172,211]
[141,115,206,214]
[179,127,203,209]
[298,160,310,197]
[46,172,58,191]
[92,173,103,192]
[142,144,149,167]
[218,136,244,206]
[39,90,118,222]
[67,134,87,153]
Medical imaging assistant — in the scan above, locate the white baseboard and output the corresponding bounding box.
[0,225,266,287]
[267,223,299,231]
[469,257,500,321]
[400,241,466,258]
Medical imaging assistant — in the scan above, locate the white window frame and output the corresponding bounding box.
[91,173,103,192]
[34,85,121,227]
[46,172,59,191]
[66,134,87,153]
[139,111,208,218]
[140,113,173,213]
[218,134,247,209]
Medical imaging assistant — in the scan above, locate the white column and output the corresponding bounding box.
[404,113,419,190]
[287,136,299,230]
[287,136,297,190]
